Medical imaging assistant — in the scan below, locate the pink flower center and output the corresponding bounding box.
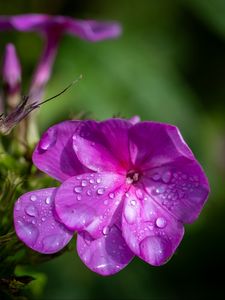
[126,170,141,184]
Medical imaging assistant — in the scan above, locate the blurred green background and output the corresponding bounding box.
[1,0,225,299]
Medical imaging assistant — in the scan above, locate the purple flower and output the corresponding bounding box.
[13,118,210,275]
[0,14,122,102]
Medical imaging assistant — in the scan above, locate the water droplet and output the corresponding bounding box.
[25,205,38,217]
[77,195,82,201]
[39,128,57,151]
[74,186,82,193]
[96,178,101,184]
[135,189,143,199]
[97,188,105,195]
[76,175,82,180]
[42,234,64,253]
[109,192,115,199]
[87,190,92,196]
[90,179,95,184]
[30,195,37,202]
[125,192,129,198]
[156,217,167,228]
[124,205,137,224]
[155,186,165,194]
[162,171,171,183]
[41,217,46,222]
[17,220,39,246]
[152,173,161,181]
[102,226,110,235]
[104,200,108,205]
[45,196,51,205]
[81,180,87,187]
[130,199,136,206]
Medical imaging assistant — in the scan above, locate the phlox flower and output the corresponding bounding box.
[13,118,209,275]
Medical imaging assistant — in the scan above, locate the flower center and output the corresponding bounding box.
[126,170,141,184]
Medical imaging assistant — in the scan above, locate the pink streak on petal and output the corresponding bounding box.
[33,121,90,182]
[77,225,134,276]
[122,186,184,266]
[54,172,125,238]
[14,188,73,254]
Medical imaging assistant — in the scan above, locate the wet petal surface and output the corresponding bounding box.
[33,121,90,182]
[14,188,73,254]
[55,172,125,238]
[142,158,209,223]
[77,225,134,276]
[122,186,184,266]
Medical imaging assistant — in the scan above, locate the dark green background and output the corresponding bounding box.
[1,0,225,299]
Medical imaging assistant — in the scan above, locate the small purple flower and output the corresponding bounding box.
[13,118,210,275]
[0,14,122,102]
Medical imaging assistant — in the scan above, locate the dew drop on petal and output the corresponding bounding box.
[81,180,87,187]
[39,128,57,151]
[90,179,95,184]
[45,196,51,205]
[42,234,64,253]
[124,205,137,224]
[25,205,38,217]
[86,190,92,196]
[97,188,105,195]
[104,200,108,205]
[130,199,136,206]
[17,220,39,246]
[30,195,37,202]
[96,178,101,184]
[155,217,167,228]
[109,192,115,199]
[77,195,82,201]
[155,186,165,194]
[102,226,110,235]
[152,173,161,181]
[162,171,171,183]
[74,186,82,193]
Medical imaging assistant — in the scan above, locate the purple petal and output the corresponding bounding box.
[65,19,122,42]
[129,122,194,170]
[77,225,134,276]
[33,121,90,182]
[142,158,210,223]
[0,14,122,41]
[73,119,131,173]
[14,188,73,254]
[122,186,184,266]
[2,43,21,95]
[54,172,125,238]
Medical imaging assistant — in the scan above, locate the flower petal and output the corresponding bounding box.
[0,14,122,41]
[33,121,90,182]
[142,158,210,223]
[73,119,131,173]
[77,225,134,276]
[54,172,125,238]
[14,188,73,254]
[129,122,194,170]
[66,19,122,42]
[122,187,184,266]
